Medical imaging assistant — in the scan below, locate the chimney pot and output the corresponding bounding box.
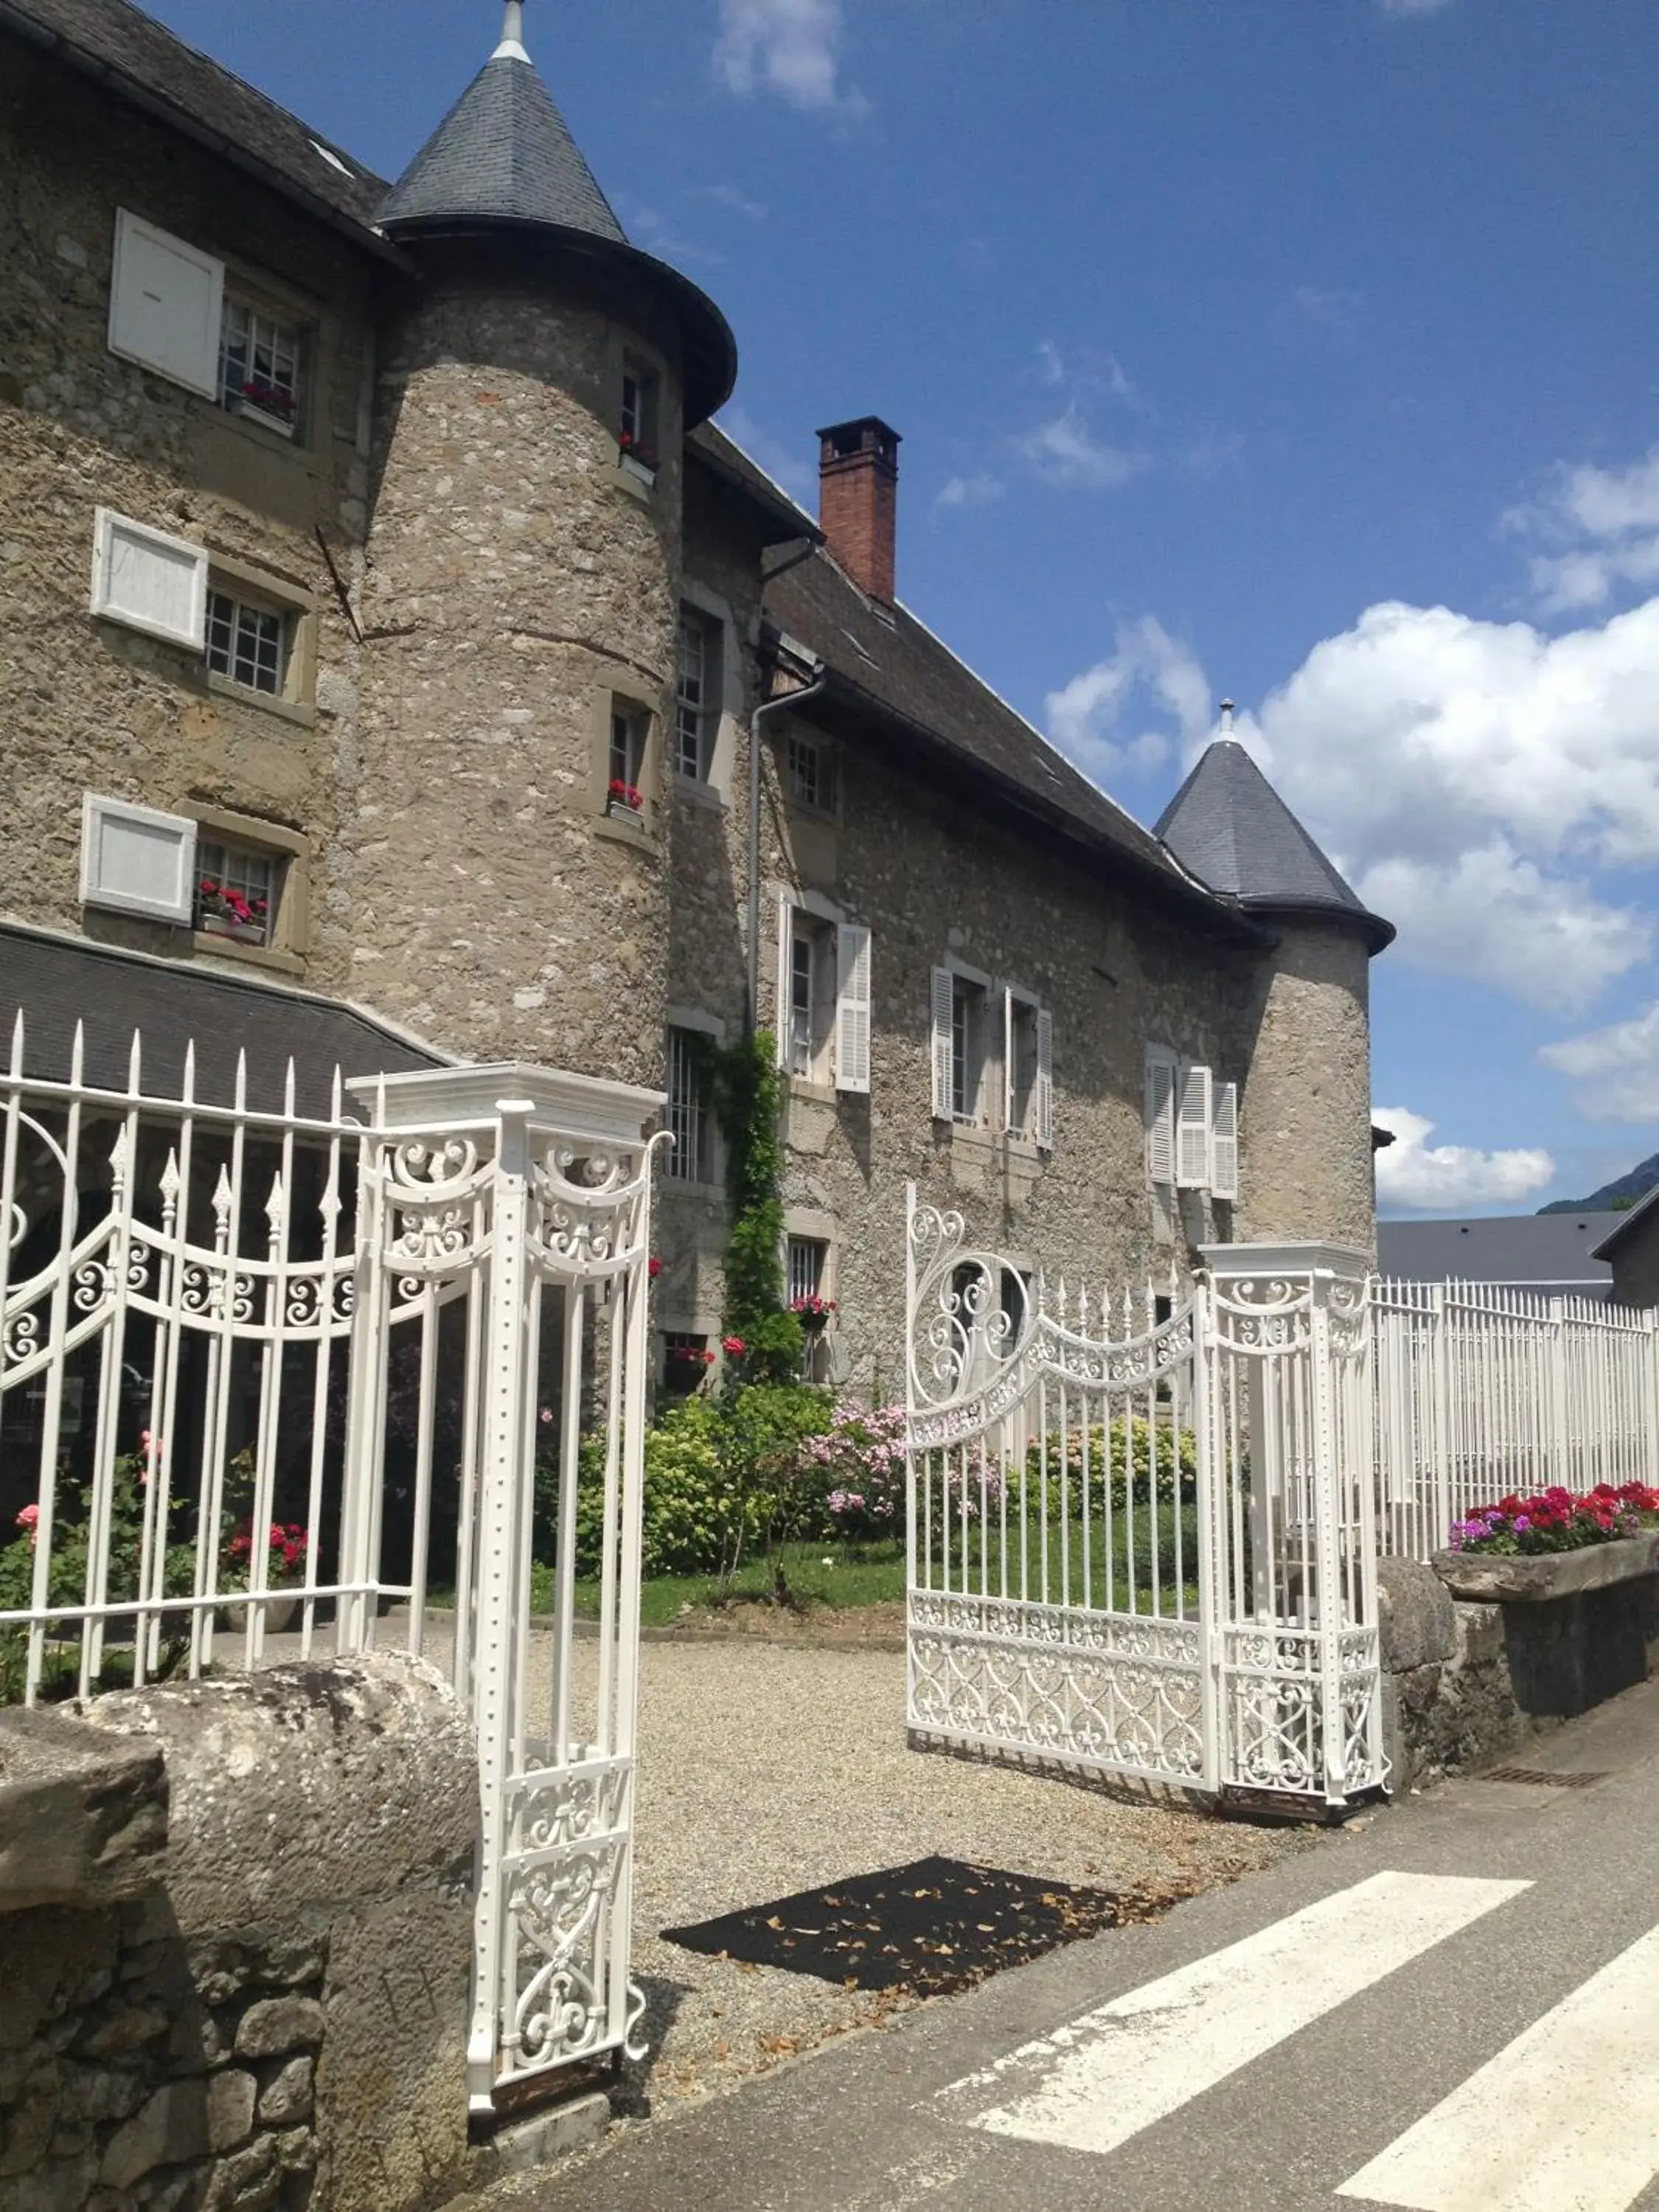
[816,414,901,605]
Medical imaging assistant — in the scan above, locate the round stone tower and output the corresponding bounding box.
[338,3,735,1087]
[1156,726,1394,1253]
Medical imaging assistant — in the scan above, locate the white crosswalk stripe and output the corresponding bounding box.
[1338,1922,1659,2212]
[936,1871,1530,2160]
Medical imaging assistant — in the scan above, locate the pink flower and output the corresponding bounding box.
[722,1335,745,1357]
[648,1257,664,1279]
[539,1407,554,1425]
[15,1502,40,1551]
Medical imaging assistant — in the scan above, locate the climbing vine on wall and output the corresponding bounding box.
[695,1029,804,1384]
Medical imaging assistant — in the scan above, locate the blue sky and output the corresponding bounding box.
[145,0,1659,1214]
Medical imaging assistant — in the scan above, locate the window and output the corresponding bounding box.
[608,703,648,811]
[90,509,208,649]
[206,588,287,695]
[1004,994,1054,1150]
[620,358,661,469]
[786,731,838,815]
[218,297,303,434]
[675,610,717,780]
[665,1028,712,1183]
[80,795,196,925]
[662,1332,711,1393]
[1145,1049,1238,1200]
[108,210,223,397]
[787,1237,827,1306]
[195,837,279,947]
[1145,1047,1178,1187]
[933,972,990,1122]
[779,905,872,1092]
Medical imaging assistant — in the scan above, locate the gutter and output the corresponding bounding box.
[0,1,413,272]
[747,558,825,1032]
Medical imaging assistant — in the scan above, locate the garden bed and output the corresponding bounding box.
[1433,1530,1659,1604]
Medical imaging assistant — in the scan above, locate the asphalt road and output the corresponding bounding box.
[522,1677,1659,2212]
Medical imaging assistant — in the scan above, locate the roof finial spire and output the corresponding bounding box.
[1219,698,1235,736]
[493,1,529,62]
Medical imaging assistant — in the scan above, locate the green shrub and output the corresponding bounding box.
[1024,1417,1197,1517]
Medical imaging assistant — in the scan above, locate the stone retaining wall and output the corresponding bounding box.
[1378,1553,1659,1789]
[0,1654,475,2212]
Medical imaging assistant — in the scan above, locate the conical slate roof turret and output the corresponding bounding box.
[378,3,737,425]
[1155,723,1394,951]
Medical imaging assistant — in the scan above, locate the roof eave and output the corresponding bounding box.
[685,430,822,548]
[1239,892,1397,956]
[378,215,737,425]
[1590,1186,1659,1260]
[767,644,1268,945]
[0,0,411,271]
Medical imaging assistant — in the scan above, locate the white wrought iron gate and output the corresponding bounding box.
[903,1196,1385,1809]
[1,1028,661,2118]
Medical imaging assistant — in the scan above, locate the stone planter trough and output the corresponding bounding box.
[1432,1528,1659,1604]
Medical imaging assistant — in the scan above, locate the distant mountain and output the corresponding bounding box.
[1539,1154,1659,1215]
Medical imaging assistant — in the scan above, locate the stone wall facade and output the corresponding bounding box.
[0,1656,475,2212]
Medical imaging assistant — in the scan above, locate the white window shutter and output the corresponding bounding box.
[1211,1080,1239,1202]
[1145,1048,1176,1186]
[1034,1008,1054,1150]
[930,967,954,1119]
[834,922,872,1094]
[775,895,794,1071]
[1176,1062,1214,1189]
[108,209,223,397]
[90,509,208,648]
[80,794,195,925]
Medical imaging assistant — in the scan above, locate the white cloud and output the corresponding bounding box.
[714,0,863,114]
[1018,405,1147,491]
[1046,618,1210,780]
[1208,595,1659,1009]
[1541,1001,1659,1123]
[1510,442,1659,613]
[1377,0,1454,15]
[1374,1107,1554,1211]
[933,472,1004,517]
[701,182,768,220]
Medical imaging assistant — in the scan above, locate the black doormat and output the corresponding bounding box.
[661,1855,1130,1997]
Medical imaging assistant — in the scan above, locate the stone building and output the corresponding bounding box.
[0,0,1393,1397]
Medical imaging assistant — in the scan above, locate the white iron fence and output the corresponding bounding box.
[904,1207,1384,1809]
[0,1020,662,2118]
[1373,1279,1659,1561]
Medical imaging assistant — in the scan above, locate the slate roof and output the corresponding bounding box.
[0,926,444,1117]
[1376,1213,1620,1295]
[0,0,394,246]
[765,550,1239,924]
[378,38,625,239]
[1156,738,1394,950]
[688,422,822,549]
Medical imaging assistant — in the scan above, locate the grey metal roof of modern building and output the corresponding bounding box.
[1590,1186,1659,1262]
[1156,737,1394,950]
[0,925,445,1117]
[378,13,626,240]
[1377,1212,1621,1294]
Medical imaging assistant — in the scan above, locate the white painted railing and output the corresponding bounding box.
[1373,1278,1659,1560]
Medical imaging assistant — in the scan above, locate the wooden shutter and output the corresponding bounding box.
[1176,1062,1213,1189]
[1034,1008,1054,1150]
[834,922,872,1093]
[108,209,223,397]
[1144,1048,1176,1186]
[931,967,955,1120]
[90,508,208,648]
[79,793,196,925]
[775,895,794,1071]
[1210,1081,1239,1202]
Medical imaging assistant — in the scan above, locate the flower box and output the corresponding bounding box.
[617,451,657,489]
[199,914,268,945]
[229,397,295,438]
[1433,1530,1659,1604]
[219,1593,302,1633]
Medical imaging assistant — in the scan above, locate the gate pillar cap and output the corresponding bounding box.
[347,1061,664,1145]
[1200,1239,1370,1281]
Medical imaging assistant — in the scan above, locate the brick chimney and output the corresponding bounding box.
[817,417,901,604]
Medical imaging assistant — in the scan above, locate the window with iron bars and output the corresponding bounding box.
[787,1236,827,1305]
[206,589,286,695]
[665,1027,712,1182]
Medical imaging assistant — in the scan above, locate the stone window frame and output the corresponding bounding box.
[202,548,318,728]
[611,334,670,505]
[675,580,741,807]
[212,254,327,454]
[663,1007,726,1194]
[937,952,998,1130]
[591,672,663,850]
[189,804,310,978]
[776,885,848,1100]
[782,1206,839,1384]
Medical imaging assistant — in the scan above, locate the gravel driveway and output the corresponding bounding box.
[625,1638,1316,2105]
